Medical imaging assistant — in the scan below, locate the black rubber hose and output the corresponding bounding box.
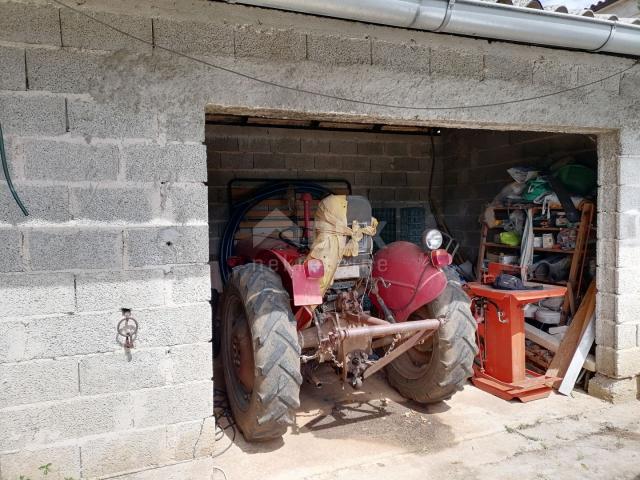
[219,181,332,283]
[0,122,29,216]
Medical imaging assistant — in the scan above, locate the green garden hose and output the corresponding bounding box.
[0,122,29,216]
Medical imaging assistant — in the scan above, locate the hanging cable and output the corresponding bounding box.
[51,0,639,112]
[0,122,28,216]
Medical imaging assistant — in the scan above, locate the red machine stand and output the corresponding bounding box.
[467,282,566,402]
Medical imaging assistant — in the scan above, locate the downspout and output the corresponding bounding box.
[227,0,640,57]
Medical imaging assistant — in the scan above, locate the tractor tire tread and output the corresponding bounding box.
[222,263,302,442]
[386,280,477,404]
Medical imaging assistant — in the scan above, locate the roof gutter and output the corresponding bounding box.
[226,0,640,57]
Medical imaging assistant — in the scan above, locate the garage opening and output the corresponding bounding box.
[205,114,599,442]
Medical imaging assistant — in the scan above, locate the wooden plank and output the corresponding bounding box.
[525,323,595,372]
[558,312,595,395]
[547,280,596,386]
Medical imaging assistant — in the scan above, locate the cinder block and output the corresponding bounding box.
[371,39,429,73]
[28,229,123,271]
[0,228,24,272]
[19,312,117,360]
[341,155,370,171]
[235,25,306,61]
[253,153,285,169]
[0,93,66,135]
[381,172,406,186]
[125,143,206,182]
[271,137,301,153]
[167,417,216,461]
[532,59,578,87]
[237,136,270,153]
[0,272,75,316]
[21,138,119,182]
[0,2,61,45]
[314,155,342,170]
[162,184,208,224]
[75,269,165,312]
[26,47,107,94]
[67,99,157,139]
[0,393,131,451]
[162,107,205,143]
[484,53,533,83]
[409,142,430,157]
[166,264,210,305]
[329,140,357,155]
[301,139,330,154]
[0,184,69,226]
[598,185,617,213]
[619,72,640,98]
[615,268,640,295]
[354,172,380,186]
[615,348,640,377]
[616,240,640,268]
[154,18,234,57]
[370,156,392,171]
[578,63,622,93]
[0,45,26,90]
[206,135,238,151]
[0,445,80,480]
[588,373,638,403]
[407,172,431,187]
[616,294,640,324]
[0,358,78,408]
[596,211,615,240]
[368,188,395,202]
[394,157,421,171]
[431,47,483,79]
[61,10,152,51]
[80,426,169,479]
[71,186,156,223]
[135,304,212,348]
[356,141,383,156]
[126,226,208,267]
[307,33,371,65]
[395,188,421,201]
[615,323,639,350]
[80,343,211,396]
[219,152,252,170]
[132,380,213,428]
[596,317,615,348]
[619,156,640,186]
[620,128,640,157]
[596,237,615,269]
[0,320,25,362]
[618,186,640,211]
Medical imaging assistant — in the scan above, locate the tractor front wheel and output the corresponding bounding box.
[386,281,477,403]
[221,263,302,441]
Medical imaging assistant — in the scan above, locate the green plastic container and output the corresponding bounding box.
[554,164,596,195]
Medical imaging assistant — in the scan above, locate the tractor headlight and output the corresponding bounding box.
[422,229,443,250]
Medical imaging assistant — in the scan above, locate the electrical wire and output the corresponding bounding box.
[51,0,639,111]
[0,122,28,216]
[212,387,237,459]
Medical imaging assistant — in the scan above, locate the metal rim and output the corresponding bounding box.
[223,292,255,412]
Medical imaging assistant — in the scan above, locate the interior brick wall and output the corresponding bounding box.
[206,124,444,261]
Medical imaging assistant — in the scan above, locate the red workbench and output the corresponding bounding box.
[467,282,566,402]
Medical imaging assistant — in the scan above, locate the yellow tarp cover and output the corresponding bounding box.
[307,195,377,294]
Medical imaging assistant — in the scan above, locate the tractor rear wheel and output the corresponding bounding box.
[386,281,477,403]
[221,263,302,441]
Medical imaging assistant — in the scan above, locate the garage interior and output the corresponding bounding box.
[204,114,600,452]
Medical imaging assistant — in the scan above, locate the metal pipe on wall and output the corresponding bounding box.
[227,0,640,57]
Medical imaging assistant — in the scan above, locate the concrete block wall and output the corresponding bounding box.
[589,130,640,401]
[441,130,597,261]
[206,124,443,260]
[0,0,638,475]
[0,2,213,479]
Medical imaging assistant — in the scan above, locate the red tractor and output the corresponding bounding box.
[220,182,477,441]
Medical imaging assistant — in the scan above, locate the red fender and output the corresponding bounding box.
[371,241,450,322]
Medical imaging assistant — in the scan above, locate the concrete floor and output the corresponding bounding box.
[213,364,640,480]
